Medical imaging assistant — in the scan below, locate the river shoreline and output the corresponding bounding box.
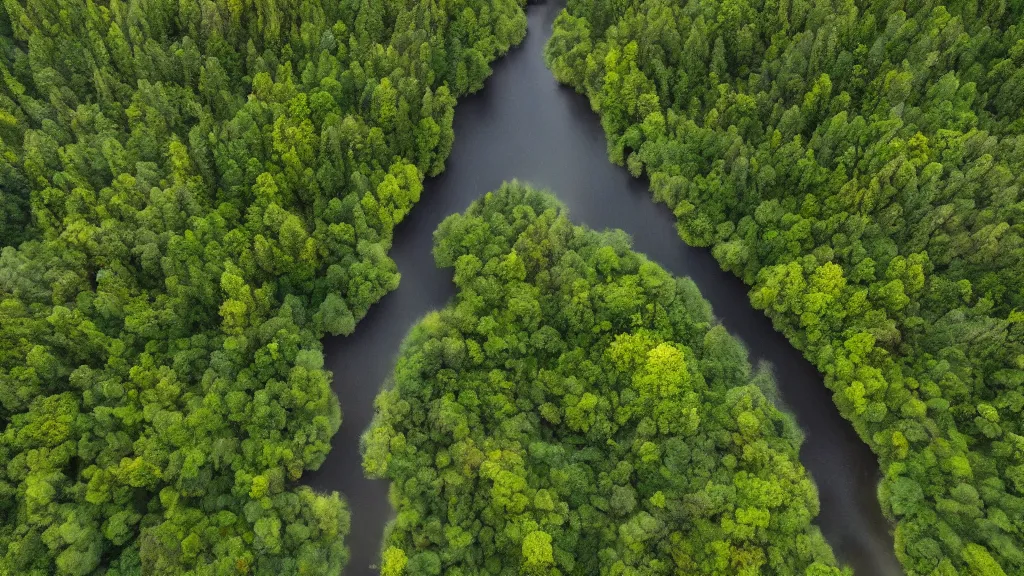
[304,2,903,574]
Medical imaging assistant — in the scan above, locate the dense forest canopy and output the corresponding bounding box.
[363,183,847,576]
[546,0,1024,573]
[0,0,527,573]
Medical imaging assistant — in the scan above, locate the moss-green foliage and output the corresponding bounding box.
[546,0,1024,573]
[0,0,527,573]
[364,183,846,576]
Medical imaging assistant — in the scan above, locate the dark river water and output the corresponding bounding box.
[304,2,904,574]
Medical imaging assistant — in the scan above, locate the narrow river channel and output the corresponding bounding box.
[303,2,904,574]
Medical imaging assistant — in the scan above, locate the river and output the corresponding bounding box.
[303,2,904,574]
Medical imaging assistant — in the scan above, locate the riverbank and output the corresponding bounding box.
[304,3,902,574]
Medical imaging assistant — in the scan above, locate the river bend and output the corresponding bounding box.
[304,3,904,574]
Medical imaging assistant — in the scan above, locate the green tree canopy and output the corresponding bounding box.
[0,0,528,573]
[364,182,847,575]
[546,0,1024,573]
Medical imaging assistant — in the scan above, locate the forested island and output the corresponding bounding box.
[546,0,1024,573]
[364,183,846,575]
[0,0,525,573]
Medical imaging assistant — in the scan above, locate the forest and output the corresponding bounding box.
[546,0,1024,573]
[3,0,1024,571]
[364,182,847,576]
[0,0,527,573]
